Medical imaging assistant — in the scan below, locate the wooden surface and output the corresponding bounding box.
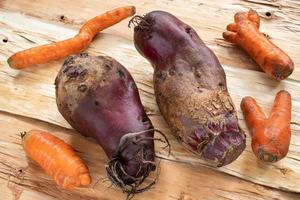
[2,111,300,200]
[0,0,299,199]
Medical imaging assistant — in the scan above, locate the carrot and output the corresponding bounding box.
[241,90,292,162]
[7,6,136,69]
[223,9,294,80]
[22,130,91,189]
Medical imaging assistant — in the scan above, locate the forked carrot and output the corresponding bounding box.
[241,90,291,162]
[8,6,136,69]
[223,9,294,80]
[22,130,91,189]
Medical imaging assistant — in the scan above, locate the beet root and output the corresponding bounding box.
[131,11,246,167]
[55,52,156,193]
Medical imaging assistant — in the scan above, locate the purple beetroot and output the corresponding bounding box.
[55,53,156,193]
[131,11,246,166]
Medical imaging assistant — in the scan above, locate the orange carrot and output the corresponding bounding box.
[223,9,294,80]
[241,90,291,162]
[8,6,136,69]
[22,130,91,189]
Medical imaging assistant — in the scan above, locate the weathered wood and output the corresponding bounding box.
[0,111,299,200]
[0,0,299,197]
[0,8,300,193]
[1,0,299,79]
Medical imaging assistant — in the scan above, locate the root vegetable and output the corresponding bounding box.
[223,9,294,80]
[241,90,291,162]
[131,11,246,167]
[55,53,156,194]
[8,6,135,69]
[22,130,91,189]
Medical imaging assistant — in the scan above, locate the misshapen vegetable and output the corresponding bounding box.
[131,11,246,167]
[223,9,294,80]
[22,130,91,189]
[55,53,156,193]
[241,90,291,162]
[8,6,135,69]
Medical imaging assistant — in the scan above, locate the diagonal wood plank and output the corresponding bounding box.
[0,9,299,193]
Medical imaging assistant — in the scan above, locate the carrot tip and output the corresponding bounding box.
[7,56,13,67]
[242,96,253,99]
[257,148,278,162]
[241,96,255,104]
[278,90,291,96]
[7,55,20,69]
[80,174,91,186]
[131,6,136,15]
[248,8,256,14]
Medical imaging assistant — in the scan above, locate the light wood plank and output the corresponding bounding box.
[0,0,299,194]
[0,111,299,200]
[1,0,299,79]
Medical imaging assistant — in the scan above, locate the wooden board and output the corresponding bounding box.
[1,111,300,200]
[0,0,299,199]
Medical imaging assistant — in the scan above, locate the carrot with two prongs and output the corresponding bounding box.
[7,6,136,69]
[241,90,292,162]
[22,130,91,189]
[223,9,294,80]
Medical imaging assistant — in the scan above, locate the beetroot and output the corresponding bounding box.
[131,11,246,166]
[55,53,156,193]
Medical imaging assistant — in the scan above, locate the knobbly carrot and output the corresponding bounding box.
[8,6,136,69]
[223,9,294,80]
[241,90,291,162]
[22,130,91,189]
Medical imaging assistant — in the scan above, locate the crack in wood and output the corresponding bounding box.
[242,0,282,8]
[291,121,300,126]
[17,34,36,44]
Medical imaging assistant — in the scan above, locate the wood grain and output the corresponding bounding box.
[0,0,299,197]
[1,0,299,79]
[0,111,299,200]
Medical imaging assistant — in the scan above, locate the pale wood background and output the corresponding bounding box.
[0,0,299,199]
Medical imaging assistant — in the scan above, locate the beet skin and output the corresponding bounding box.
[132,11,246,167]
[55,53,156,192]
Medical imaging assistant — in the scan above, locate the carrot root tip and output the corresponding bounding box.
[80,174,92,186]
[257,148,278,162]
[7,56,13,67]
[131,6,136,15]
[277,90,291,97]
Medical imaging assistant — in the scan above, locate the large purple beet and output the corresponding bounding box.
[131,11,246,166]
[55,52,155,193]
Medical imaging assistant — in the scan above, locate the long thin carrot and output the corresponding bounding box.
[8,6,136,69]
[22,130,91,189]
[241,90,291,162]
[223,9,294,80]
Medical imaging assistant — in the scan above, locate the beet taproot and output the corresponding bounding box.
[55,52,156,193]
[131,11,246,166]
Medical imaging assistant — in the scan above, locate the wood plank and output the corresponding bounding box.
[0,8,299,193]
[1,0,299,79]
[0,111,299,200]
[0,1,300,192]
